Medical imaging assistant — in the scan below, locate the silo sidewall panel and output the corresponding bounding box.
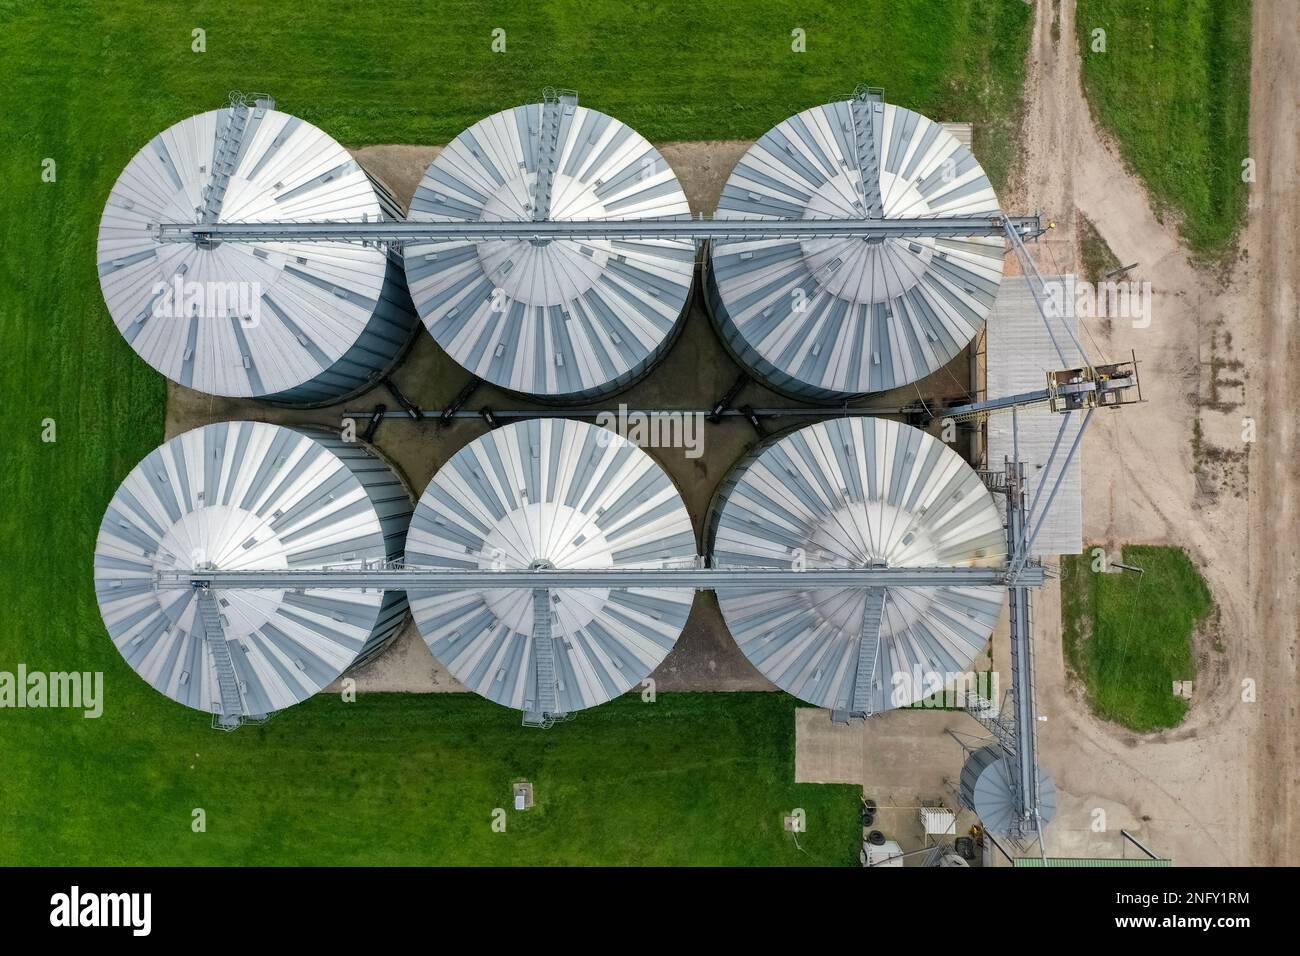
[705,259,858,403]
[265,253,420,407]
[290,427,413,666]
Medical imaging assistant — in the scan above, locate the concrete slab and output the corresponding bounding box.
[657,141,751,216]
[795,706,976,794]
[795,708,865,784]
[859,710,973,798]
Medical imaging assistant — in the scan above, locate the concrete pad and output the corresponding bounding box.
[657,141,751,216]
[795,706,975,794]
[326,623,467,695]
[795,708,865,784]
[797,706,992,865]
[859,710,972,798]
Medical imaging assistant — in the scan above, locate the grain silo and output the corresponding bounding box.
[93,421,411,724]
[707,417,1006,714]
[706,96,1004,400]
[406,419,696,720]
[403,100,695,402]
[959,744,1058,837]
[98,102,418,405]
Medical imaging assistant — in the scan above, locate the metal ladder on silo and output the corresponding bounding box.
[532,89,577,222]
[523,588,564,727]
[849,85,886,219]
[196,589,244,730]
[848,588,886,718]
[200,101,252,224]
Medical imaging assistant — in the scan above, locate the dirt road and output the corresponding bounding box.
[1242,0,1300,867]
[1015,0,1294,865]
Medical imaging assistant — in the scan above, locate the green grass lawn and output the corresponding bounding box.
[7,692,861,866]
[1061,546,1214,731]
[1076,0,1252,258]
[0,0,1033,865]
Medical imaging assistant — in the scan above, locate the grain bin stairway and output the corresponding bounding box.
[195,588,244,730]
[523,588,567,728]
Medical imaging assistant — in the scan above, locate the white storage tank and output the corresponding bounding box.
[706,97,1004,399]
[94,421,411,720]
[98,102,418,405]
[405,418,696,716]
[404,101,694,402]
[707,417,1006,713]
[959,744,1058,837]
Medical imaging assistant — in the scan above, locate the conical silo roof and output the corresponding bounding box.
[98,105,416,405]
[707,98,1004,399]
[959,745,1058,836]
[403,103,694,402]
[708,418,1006,713]
[93,422,411,718]
[406,419,697,714]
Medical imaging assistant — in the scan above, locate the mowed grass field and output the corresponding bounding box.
[1061,546,1214,732]
[11,693,864,866]
[1077,0,1252,257]
[0,1,1033,865]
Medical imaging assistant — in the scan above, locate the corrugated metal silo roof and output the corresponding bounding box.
[709,99,1005,398]
[98,107,412,402]
[403,103,695,400]
[93,421,410,717]
[406,419,697,713]
[960,744,1058,836]
[709,418,1006,713]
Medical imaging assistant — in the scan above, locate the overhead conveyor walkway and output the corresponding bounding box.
[153,214,1046,245]
[155,565,1048,591]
